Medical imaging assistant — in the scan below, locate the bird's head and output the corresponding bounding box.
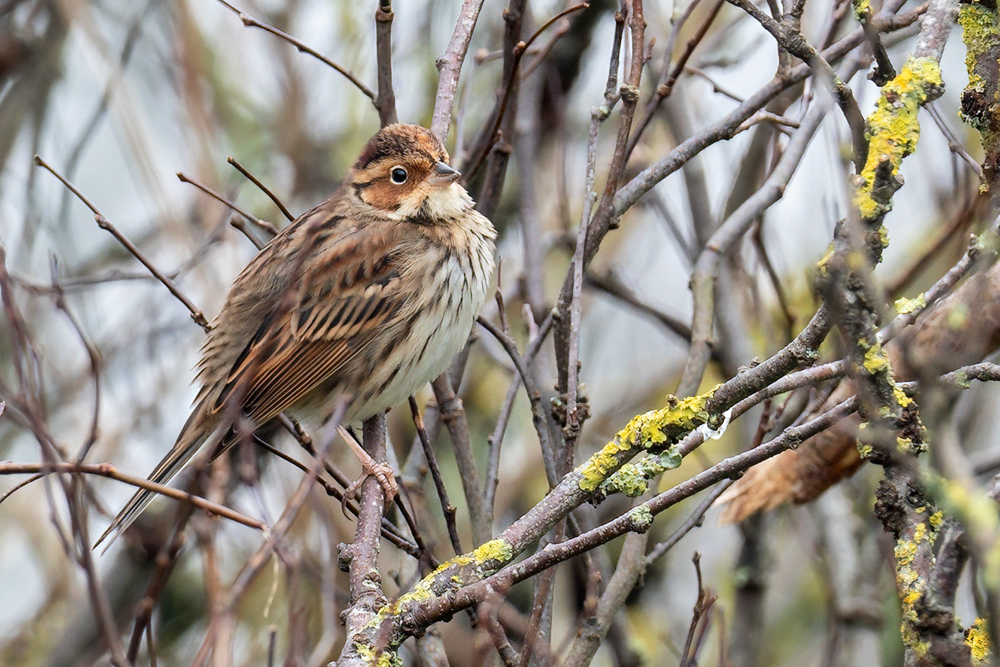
[348,124,470,223]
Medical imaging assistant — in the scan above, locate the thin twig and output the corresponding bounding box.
[432,374,490,544]
[177,171,279,237]
[857,4,897,85]
[408,398,860,627]
[431,0,487,141]
[194,399,352,662]
[227,156,295,222]
[34,156,211,331]
[462,2,590,181]
[484,311,555,512]
[273,415,420,556]
[47,257,102,464]
[477,316,558,486]
[0,461,266,535]
[375,0,398,126]
[613,4,929,217]
[409,396,463,555]
[214,0,375,102]
[628,0,725,157]
[646,483,732,564]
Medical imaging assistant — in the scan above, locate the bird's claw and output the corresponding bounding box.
[341,460,398,518]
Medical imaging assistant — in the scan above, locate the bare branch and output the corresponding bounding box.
[34,156,211,331]
[214,0,376,102]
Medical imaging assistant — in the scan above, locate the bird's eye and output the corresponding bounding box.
[390,166,408,184]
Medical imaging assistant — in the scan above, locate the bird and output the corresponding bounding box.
[96,123,497,548]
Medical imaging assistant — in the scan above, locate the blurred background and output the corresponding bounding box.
[0,0,993,665]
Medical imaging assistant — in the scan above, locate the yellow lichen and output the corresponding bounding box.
[895,294,926,315]
[953,369,971,389]
[896,541,926,636]
[816,243,836,278]
[895,539,917,567]
[966,617,991,666]
[912,521,927,544]
[355,643,402,667]
[577,390,714,491]
[877,225,891,248]
[378,539,513,620]
[897,563,917,588]
[473,539,513,564]
[855,57,943,221]
[893,385,913,408]
[863,342,889,374]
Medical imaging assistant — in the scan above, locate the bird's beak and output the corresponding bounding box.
[429,161,461,186]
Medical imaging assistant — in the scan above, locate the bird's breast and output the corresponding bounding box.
[342,230,495,422]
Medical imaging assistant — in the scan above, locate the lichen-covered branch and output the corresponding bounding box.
[341,390,715,662]
[959,0,1000,200]
[853,57,944,224]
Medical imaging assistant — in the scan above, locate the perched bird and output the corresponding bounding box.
[97,123,497,547]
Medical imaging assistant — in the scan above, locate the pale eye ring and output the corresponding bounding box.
[390,166,408,184]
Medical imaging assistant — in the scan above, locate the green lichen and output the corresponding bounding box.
[959,4,998,100]
[600,448,686,498]
[855,57,943,221]
[895,294,926,315]
[852,0,871,18]
[627,506,654,531]
[601,463,650,498]
[577,391,714,492]
[660,447,683,469]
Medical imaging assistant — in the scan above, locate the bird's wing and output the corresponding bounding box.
[213,223,410,426]
[94,215,412,551]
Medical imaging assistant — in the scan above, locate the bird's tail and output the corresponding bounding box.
[94,408,217,551]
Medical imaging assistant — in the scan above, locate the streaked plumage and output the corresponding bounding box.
[97,124,496,547]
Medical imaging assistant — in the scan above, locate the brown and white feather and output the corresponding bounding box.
[97,124,496,548]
